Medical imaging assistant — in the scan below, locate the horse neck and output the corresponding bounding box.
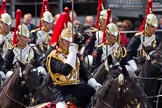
[4,71,25,99]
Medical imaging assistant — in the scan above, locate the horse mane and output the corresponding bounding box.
[96,77,115,99]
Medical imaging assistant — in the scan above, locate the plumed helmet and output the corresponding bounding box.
[17,23,29,37]
[0,71,6,80]
[106,23,119,37]
[146,13,158,27]
[0,13,11,25]
[99,9,107,20]
[41,11,53,23]
[60,22,75,42]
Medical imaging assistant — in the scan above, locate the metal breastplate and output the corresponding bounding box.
[37,30,51,54]
[13,45,34,64]
[138,35,156,56]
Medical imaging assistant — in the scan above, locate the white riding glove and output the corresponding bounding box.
[0,71,6,81]
[37,66,47,76]
[127,59,137,72]
[6,71,13,79]
[88,78,102,91]
[65,43,78,69]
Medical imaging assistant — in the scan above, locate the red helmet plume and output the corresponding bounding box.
[0,0,6,16]
[50,7,71,46]
[95,0,104,28]
[139,0,152,32]
[13,9,22,45]
[102,9,111,43]
[39,0,49,28]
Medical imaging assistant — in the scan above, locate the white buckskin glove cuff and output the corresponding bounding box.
[127,59,137,72]
[37,66,47,76]
[65,52,77,69]
[88,78,102,91]
[65,43,78,69]
[125,65,134,78]
[6,71,13,79]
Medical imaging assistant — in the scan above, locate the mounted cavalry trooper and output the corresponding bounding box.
[30,10,53,54]
[125,12,158,74]
[91,22,126,72]
[2,24,46,79]
[84,0,108,66]
[84,9,107,56]
[46,11,101,108]
[0,13,12,58]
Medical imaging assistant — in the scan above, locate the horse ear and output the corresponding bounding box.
[157,41,162,50]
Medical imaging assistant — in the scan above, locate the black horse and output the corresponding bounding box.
[91,59,151,108]
[41,73,53,102]
[137,43,162,108]
[0,61,44,108]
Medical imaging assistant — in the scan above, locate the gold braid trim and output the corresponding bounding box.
[46,50,80,85]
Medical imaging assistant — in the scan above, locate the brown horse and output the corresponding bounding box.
[0,61,44,108]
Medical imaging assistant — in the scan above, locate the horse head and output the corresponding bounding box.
[23,63,45,104]
[74,24,95,46]
[142,44,162,69]
[119,66,152,108]
[15,60,44,105]
[91,65,151,108]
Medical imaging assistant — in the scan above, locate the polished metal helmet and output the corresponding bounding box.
[17,23,29,37]
[146,13,158,27]
[99,9,107,20]
[60,22,75,42]
[41,11,53,23]
[106,23,119,37]
[0,13,11,25]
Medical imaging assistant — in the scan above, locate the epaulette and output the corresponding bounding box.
[9,45,16,49]
[135,31,143,36]
[97,43,104,48]
[30,28,40,33]
[48,50,65,63]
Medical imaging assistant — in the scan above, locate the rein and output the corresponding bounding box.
[2,87,30,108]
[48,86,53,92]
[135,76,162,81]
[2,73,35,108]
